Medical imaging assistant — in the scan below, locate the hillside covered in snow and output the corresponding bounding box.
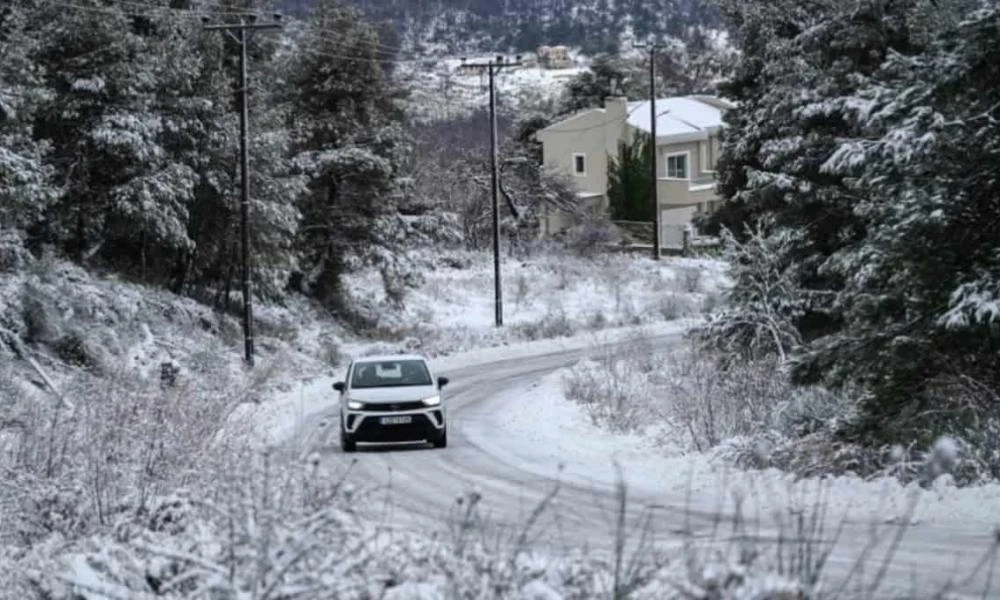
[281,0,720,55]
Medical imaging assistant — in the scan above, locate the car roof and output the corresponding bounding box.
[352,353,429,364]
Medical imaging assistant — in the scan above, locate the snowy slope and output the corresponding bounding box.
[397,52,591,123]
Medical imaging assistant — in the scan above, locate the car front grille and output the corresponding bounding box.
[358,400,426,412]
[353,413,440,443]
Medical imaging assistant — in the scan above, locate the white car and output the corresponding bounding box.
[333,354,449,452]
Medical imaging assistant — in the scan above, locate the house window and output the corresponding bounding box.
[573,153,586,176]
[700,141,715,173]
[665,152,688,179]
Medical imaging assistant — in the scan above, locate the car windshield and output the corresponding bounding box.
[350,359,432,389]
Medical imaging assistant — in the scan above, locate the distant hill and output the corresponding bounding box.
[278,0,720,56]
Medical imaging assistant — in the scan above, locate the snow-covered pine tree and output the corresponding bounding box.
[811,4,1000,445]
[189,0,306,302]
[26,0,149,263]
[79,7,202,281]
[19,0,301,301]
[706,0,936,356]
[0,0,57,268]
[285,0,412,312]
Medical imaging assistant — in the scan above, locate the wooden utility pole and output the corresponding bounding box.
[459,55,522,327]
[634,41,668,260]
[204,13,282,367]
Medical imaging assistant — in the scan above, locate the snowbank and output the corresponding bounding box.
[463,366,1000,530]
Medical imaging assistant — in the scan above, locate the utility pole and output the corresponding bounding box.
[459,55,522,327]
[204,13,282,367]
[634,41,668,260]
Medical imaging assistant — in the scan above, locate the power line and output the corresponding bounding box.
[178,0,409,53]
[91,0,409,55]
[37,0,430,66]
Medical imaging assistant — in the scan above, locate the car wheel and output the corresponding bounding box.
[340,416,356,453]
[432,428,447,449]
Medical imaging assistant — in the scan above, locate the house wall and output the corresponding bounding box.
[657,140,701,178]
[658,179,717,209]
[536,98,629,234]
[707,136,721,171]
[656,138,721,180]
[655,135,721,210]
[537,109,612,200]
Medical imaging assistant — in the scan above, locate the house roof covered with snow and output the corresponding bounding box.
[626,96,733,138]
[534,95,734,145]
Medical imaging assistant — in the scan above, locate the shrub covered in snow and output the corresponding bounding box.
[561,334,999,488]
[0,454,836,600]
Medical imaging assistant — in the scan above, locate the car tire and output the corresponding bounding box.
[432,428,447,449]
[340,416,356,453]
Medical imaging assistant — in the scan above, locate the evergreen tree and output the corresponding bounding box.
[807,5,1000,444]
[706,0,936,351]
[0,0,57,255]
[286,0,411,311]
[28,0,146,262]
[607,133,652,222]
[557,44,730,117]
[200,0,304,301]
[12,0,301,301]
[558,55,640,115]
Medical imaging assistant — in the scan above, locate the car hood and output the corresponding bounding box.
[347,385,438,404]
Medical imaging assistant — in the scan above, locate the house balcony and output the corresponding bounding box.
[657,172,719,208]
[690,174,716,189]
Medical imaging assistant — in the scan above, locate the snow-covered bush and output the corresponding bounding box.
[0,229,30,273]
[3,455,829,600]
[560,335,883,481]
[692,221,805,363]
[564,336,658,433]
[676,265,703,294]
[0,357,258,547]
[564,217,622,257]
[511,309,574,342]
[657,293,699,321]
[656,346,793,452]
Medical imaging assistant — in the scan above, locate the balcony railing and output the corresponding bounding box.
[689,173,716,188]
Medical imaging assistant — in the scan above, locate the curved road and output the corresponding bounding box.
[293,334,998,598]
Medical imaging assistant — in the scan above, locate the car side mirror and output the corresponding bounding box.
[333,381,345,393]
[437,376,449,389]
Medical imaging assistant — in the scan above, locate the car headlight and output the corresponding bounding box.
[347,399,364,410]
[421,395,441,406]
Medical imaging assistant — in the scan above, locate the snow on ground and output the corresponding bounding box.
[340,250,727,358]
[252,318,698,447]
[462,366,1000,529]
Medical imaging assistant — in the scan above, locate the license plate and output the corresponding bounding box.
[380,416,412,425]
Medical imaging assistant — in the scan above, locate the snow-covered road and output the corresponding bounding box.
[282,331,999,598]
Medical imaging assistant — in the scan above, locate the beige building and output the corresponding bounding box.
[537,45,573,69]
[534,95,733,247]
